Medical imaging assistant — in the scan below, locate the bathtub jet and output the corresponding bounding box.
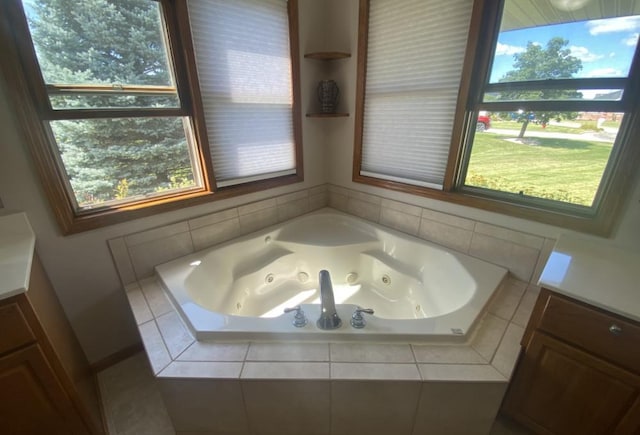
[155,209,508,342]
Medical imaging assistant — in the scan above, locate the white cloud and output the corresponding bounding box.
[583,67,623,77]
[569,45,604,62]
[622,33,639,46]
[495,42,525,56]
[587,16,640,35]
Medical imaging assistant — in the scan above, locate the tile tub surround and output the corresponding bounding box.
[123,275,537,435]
[110,184,546,433]
[98,353,532,435]
[327,185,555,284]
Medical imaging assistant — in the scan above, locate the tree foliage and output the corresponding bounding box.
[498,37,583,137]
[26,0,195,206]
[502,37,582,82]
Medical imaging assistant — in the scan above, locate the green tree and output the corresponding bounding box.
[25,0,195,206]
[499,37,583,138]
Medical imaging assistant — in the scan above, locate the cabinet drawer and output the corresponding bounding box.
[537,293,640,374]
[0,301,36,354]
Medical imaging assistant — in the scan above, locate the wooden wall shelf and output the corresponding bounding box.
[306,113,349,118]
[305,51,351,116]
[304,52,351,60]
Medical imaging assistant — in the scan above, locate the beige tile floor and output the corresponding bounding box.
[98,352,174,435]
[97,352,531,435]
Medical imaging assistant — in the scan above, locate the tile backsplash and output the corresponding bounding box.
[109,185,329,285]
[326,184,555,284]
[108,183,553,288]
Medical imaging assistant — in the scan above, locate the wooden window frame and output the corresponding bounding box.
[0,0,303,235]
[353,0,640,236]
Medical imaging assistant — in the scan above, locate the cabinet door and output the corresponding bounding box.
[616,395,640,435]
[0,344,90,434]
[503,332,640,435]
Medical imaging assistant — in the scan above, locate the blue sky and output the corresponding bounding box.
[490,15,640,90]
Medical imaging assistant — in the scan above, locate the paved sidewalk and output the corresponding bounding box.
[485,128,617,143]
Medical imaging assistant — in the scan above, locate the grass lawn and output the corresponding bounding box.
[466,133,614,206]
[602,119,623,129]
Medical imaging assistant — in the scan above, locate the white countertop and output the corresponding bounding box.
[0,211,36,300]
[539,235,640,322]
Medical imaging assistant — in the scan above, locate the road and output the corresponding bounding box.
[485,127,618,143]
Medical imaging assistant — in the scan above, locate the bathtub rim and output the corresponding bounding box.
[156,208,508,343]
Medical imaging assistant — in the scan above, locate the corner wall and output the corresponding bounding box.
[1,0,638,363]
[0,0,329,363]
[324,0,640,252]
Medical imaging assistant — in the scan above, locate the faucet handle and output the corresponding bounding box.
[351,307,374,329]
[284,306,308,328]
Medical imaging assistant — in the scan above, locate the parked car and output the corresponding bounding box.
[476,115,491,132]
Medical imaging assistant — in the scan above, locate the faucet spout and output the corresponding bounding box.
[317,270,342,330]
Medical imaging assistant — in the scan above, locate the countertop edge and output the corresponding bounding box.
[0,212,36,300]
[538,235,640,323]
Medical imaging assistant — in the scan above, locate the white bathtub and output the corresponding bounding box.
[156,209,507,341]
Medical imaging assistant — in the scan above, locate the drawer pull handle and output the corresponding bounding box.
[609,324,623,335]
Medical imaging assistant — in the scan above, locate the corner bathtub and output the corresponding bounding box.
[156,209,507,341]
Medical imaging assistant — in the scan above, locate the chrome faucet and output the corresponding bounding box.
[317,270,342,330]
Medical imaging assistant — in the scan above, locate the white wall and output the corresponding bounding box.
[1,0,638,363]
[325,0,640,251]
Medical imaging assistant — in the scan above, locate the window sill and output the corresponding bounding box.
[60,174,303,234]
[306,113,349,118]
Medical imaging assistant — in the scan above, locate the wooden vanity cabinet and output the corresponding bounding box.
[502,288,640,435]
[0,254,104,434]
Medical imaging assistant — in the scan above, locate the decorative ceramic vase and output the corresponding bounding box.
[317,80,339,113]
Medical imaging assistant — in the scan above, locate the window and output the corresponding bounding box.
[460,0,640,217]
[354,0,640,235]
[19,0,202,212]
[187,0,300,187]
[0,0,301,234]
[355,0,473,189]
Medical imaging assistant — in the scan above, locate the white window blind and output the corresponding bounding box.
[187,0,296,187]
[361,0,473,189]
